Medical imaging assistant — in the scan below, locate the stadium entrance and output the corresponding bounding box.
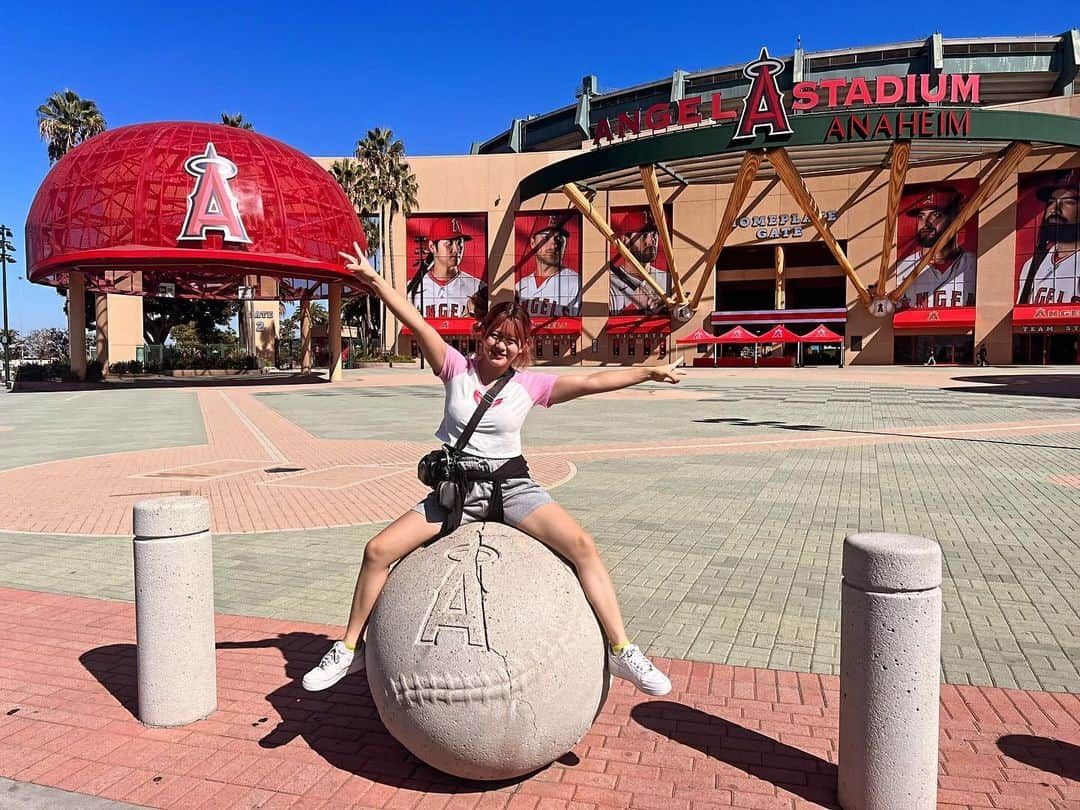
[1013,331,1080,364]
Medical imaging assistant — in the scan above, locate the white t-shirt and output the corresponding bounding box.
[1017,248,1080,304]
[609,262,670,313]
[895,250,977,308]
[518,269,581,317]
[411,273,482,319]
[435,346,558,459]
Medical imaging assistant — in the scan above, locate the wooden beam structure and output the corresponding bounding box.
[891,140,1032,303]
[767,147,872,305]
[639,164,687,304]
[876,140,911,296]
[690,150,763,310]
[774,245,785,309]
[561,182,675,306]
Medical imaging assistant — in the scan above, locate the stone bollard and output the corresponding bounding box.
[838,532,942,810]
[133,496,217,727]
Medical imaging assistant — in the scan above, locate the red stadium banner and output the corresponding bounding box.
[406,214,487,320]
[513,211,582,318]
[607,204,673,316]
[1015,169,1080,306]
[893,180,978,310]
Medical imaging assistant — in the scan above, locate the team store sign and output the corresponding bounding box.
[591,48,980,147]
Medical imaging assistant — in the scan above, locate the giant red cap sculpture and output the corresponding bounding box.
[25,122,367,300]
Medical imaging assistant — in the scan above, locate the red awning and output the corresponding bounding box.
[892,307,976,330]
[1012,305,1080,327]
[714,325,759,343]
[800,324,844,343]
[605,315,672,335]
[532,317,582,336]
[401,317,477,336]
[755,325,801,343]
[675,327,719,345]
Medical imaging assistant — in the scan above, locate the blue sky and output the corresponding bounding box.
[2,1,1074,332]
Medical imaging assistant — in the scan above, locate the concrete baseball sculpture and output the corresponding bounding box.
[365,522,609,780]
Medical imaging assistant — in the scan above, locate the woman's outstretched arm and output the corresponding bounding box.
[547,358,683,406]
[339,243,448,375]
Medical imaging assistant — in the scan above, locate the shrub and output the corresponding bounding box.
[109,360,144,375]
[85,360,104,382]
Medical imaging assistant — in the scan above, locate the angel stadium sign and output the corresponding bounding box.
[591,47,981,148]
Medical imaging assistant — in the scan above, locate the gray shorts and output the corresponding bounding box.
[411,474,553,528]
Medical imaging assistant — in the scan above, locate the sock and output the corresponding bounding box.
[610,642,631,655]
[343,640,356,652]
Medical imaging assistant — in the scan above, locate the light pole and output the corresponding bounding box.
[0,226,15,389]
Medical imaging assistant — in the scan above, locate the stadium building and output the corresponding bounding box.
[26,32,1080,375]
[362,32,1080,367]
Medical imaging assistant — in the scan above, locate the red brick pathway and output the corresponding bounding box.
[0,587,1076,809]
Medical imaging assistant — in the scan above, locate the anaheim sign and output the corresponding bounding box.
[591,47,980,148]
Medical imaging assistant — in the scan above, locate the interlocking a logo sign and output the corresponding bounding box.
[178,142,252,245]
[417,541,500,648]
[732,47,793,141]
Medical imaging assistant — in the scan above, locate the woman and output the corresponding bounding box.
[303,244,682,696]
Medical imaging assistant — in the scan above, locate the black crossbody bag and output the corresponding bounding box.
[417,368,519,531]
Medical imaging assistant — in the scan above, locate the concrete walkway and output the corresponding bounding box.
[0,366,1078,807]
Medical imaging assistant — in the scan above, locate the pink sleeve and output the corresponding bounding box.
[437,345,467,381]
[517,370,558,408]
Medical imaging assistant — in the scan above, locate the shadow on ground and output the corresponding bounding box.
[997,733,1080,782]
[632,700,839,808]
[81,636,530,794]
[14,372,328,393]
[692,416,1080,451]
[945,374,1080,399]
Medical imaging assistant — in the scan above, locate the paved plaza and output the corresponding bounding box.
[0,364,1078,808]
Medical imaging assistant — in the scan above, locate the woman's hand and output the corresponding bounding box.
[647,358,685,384]
[338,242,380,287]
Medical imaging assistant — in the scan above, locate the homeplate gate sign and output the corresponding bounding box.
[522,46,1080,319]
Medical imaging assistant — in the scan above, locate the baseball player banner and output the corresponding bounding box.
[514,211,582,318]
[1015,169,1080,305]
[608,205,673,315]
[894,180,979,309]
[406,214,488,319]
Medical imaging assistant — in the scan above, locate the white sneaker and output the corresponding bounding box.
[607,644,672,696]
[302,641,365,691]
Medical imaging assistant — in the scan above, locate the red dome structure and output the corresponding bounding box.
[25,122,366,300]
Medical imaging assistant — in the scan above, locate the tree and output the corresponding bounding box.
[354,129,418,349]
[23,328,69,361]
[143,298,239,345]
[220,113,254,130]
[37,90,107,163]
[356,129,418,291]
[0,329,23,361]
[330,159,381,348]
[308,302,328,325]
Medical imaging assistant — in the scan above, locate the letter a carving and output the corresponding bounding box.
[733,47,794,141]
[178,142,252,244]
[417,542,499,648]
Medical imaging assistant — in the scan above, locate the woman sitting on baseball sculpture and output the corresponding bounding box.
[303,244,683,696]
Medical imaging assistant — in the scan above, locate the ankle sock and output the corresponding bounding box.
[343,640,356,652]
[610,642,631,655]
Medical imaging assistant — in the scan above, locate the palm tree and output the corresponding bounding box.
[37,90,107,163]
[355,128,418,348]
[330,158,381,346]
[220,112,254,130]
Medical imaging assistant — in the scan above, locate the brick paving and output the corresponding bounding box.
[1,587,1078,810]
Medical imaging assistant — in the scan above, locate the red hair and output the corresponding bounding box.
[475,300,533,368]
